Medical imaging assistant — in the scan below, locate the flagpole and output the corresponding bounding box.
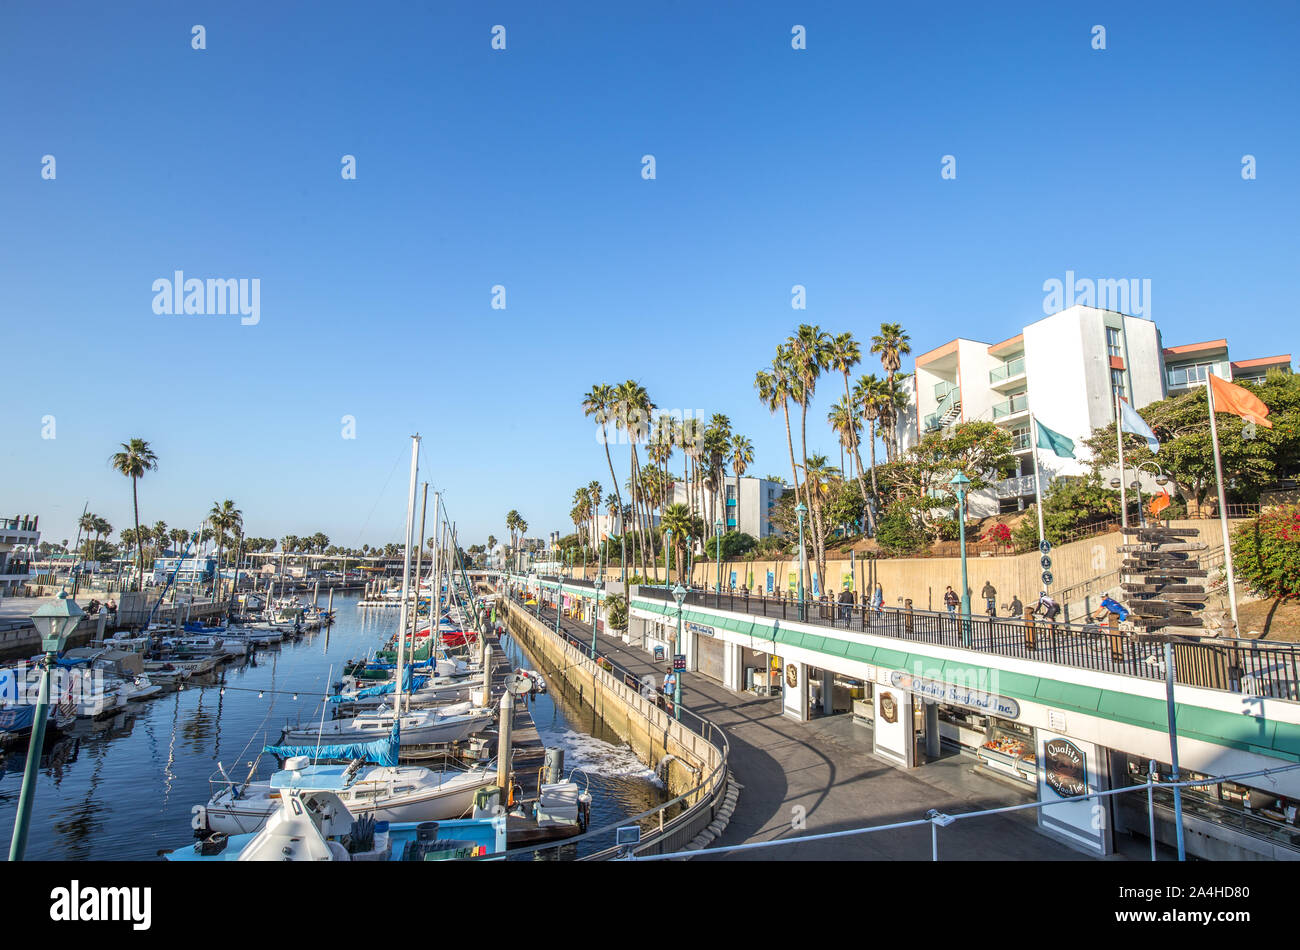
[1115,388,1129,530]
[1030,413,1047,549]
[1205,378,1240,634]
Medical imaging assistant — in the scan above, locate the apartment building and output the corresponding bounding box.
[0,514,40,594]
[669,475,788,538]
[906,305,1292,517]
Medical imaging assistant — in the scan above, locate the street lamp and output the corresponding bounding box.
[950,473,972,647]
[9,589,84,861]
[671,583,686,720]
[795,503,808,622]
[592,574,603,659]
[714,518,724,607]
[1135,462,1169,528]
[685,535,693,588]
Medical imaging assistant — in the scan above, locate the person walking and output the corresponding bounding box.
[943,585,959,614]
[980,581,997,616]
[904,598,915,636]
[871,583,884,617]
[838,586,853,622]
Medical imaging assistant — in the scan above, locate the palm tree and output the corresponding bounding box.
[505,511,522,571]
[756,352,805,546]
[830,331,873,535]
[615,380,655,583]
[587,480,603,552]
[785,325,831,590]
[660,503,692,583]
[871,323,912,457]
[208,500,243,589]
[801,453,840,588]
[729,434,754,535]
[109,438,158,591]
[881,373,913,461]
[853,373,889,516]
[582,384,625,572]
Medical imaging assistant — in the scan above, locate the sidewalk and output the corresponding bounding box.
[522,598,1115,861]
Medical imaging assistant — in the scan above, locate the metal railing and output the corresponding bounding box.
[991,394,1029,418]
[503,592,732,860]
[989,356,1026,383]
[631,586,1300,700]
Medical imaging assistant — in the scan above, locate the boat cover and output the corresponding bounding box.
[327,668,428,702]
[262,722,400,767]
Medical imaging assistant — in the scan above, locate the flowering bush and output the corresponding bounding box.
[983,522,1012,551]
[1231,504,1300,599]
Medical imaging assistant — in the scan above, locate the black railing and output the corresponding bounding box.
[628,585,1300,701]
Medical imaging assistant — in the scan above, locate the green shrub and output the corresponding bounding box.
[1232,505,1300,599]
[876,506,926,556]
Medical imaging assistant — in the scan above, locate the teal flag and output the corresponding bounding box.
[1036,420,1076,458]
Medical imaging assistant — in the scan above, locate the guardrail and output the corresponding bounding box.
[632,585,1300,700]
[504,593,731,859]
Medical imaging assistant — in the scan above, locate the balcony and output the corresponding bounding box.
[992,475,1041,499]
[989,356,1027,392]
[1166,361,1230,392]
[934,380,959,401]
[991,394,1030,421]
[1010,430,1033,452]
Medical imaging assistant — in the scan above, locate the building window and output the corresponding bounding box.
[1106,327,1122,358]
[1111,368,1127,400]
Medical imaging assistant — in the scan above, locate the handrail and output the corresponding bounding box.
[501,592,731,860]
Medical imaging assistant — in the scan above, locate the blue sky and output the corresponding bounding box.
[2,1,1296,549]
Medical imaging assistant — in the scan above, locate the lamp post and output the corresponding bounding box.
[672,583,686,720]
[795,503,808,622]
[950,473,972,646]
[685,535,693,588]
[664,527,673,588]
[1134,463,1169,529]
[714,518,724,607]
[592,575,603,659]
[9,590,84,861]
[554,581,563,639]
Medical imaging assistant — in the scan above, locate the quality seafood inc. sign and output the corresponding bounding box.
[889,671,1020,719]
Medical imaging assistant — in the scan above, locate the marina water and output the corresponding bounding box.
[0,592,668,860]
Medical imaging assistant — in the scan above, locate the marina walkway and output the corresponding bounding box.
[519,598,1124,861]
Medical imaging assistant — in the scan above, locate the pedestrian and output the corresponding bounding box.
[980,580,997,616]
[1007,594,1023,618]
[871,583,884,616]
[904,598,914,636]
[837,586,853,621]
[943,586,959,614]
[1092,592,1130,662]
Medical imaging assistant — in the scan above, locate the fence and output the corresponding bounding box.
[503,595,732,860]
[632,585,1300,700]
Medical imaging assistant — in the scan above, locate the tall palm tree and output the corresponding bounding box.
[871,323,912,458]
[853,373,889,516]
[729,434,753,535]
[801,453,840,588]
[756,352,806,553]
[881,372,913,461]
[109,438,158,591]
[659,503,692,584]
[615,380,655,582]
[785,325,831,589]
[830,331,873,534]
[505,510,522,571]
[587,480,603,553]
[582,385,624,569]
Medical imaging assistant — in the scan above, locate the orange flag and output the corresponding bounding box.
[1148,490,1171,519]
[1209,374,1273,428]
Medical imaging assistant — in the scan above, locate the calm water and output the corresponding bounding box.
[0,592,667,860]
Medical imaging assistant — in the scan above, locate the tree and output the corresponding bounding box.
[604,593,629,634]
[830,331,874,535]
[730,433,754,534]
[756,350,806,552]
[1082,371,1300,516]
[1231,504,1300,600]
[109,438,159,591]
[870,323,912,459]
[583,384,626,572]
[1011,474,1121,552]
[660,503,692,582]
[853,373,889,521]
[876,504,927,556]
[615,379,655,582]
[891,421,1016,540]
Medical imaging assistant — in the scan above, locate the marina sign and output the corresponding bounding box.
[889,671,1021,719]
[685,621,715,638]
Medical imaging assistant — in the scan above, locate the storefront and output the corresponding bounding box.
[1112,753,1300,860]
[689,621,725,682]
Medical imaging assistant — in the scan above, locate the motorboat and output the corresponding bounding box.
[197,756,499,835]
[164,787,506,861]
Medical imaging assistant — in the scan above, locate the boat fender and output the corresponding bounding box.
[195,832,228,856]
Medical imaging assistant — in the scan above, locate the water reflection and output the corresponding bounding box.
[0,593,672,860]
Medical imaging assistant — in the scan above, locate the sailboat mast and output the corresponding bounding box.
[394,435,421,718]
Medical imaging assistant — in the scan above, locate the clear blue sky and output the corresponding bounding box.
[2,1,1296,550]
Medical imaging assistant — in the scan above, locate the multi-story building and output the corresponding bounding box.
[671,476,788,538]
[0,514,40,594]
[906,306,1292,516]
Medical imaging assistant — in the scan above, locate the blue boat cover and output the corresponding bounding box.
[262,721,400,767]
[327,669,428,702]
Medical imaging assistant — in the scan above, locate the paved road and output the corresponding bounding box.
[521,598,1122,861]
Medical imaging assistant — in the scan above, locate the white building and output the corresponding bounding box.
[671,476,788,538]
[0,514,40,594]
[907,306,1292,516]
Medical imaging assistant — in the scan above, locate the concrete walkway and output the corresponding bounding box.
[521,598,1128,861]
